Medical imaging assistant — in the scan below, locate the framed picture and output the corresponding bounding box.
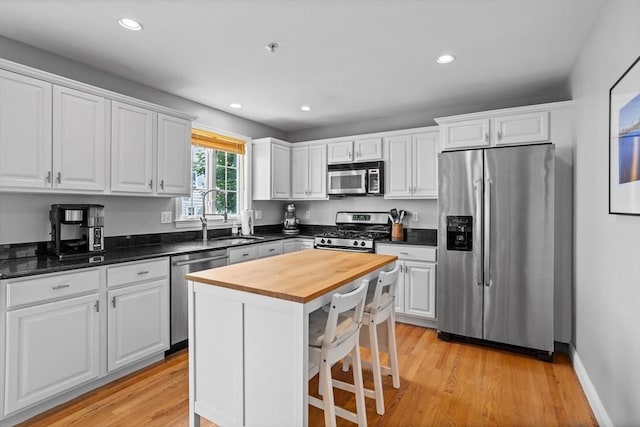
[610,54,640,215]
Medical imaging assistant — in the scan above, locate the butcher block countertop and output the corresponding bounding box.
[186,249,397,303]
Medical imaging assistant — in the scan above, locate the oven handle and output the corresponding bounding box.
[314,246,373,253]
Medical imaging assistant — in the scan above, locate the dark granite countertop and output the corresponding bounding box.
[0,233,315,280]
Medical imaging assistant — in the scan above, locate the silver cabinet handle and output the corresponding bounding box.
[497,131,502,141]
[269,248,275,252]
[137,270,150,275]
[400,252,409,255]
[172,255,228,267]
[56,172,61,184]
[112,297,116,308]
[149,179,153,189]
[160,180,164,189]
[242,253,250,257]
[95,300,100,312]
[52,284,70,290]
[484,132,489,142]
[46,171,52,183]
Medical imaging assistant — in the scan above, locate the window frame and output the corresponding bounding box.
[174,126,250,229]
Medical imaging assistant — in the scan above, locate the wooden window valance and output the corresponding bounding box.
[191,128,246,155]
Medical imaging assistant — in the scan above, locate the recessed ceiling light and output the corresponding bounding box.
[118,18,143,31]
[230,103,242,109]
[437,54,455,64]
[300,105,312,112]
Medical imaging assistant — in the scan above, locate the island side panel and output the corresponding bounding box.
[191,282,244,426]
[244,298,306,426]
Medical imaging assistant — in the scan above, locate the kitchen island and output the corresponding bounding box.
[186,249,397,427]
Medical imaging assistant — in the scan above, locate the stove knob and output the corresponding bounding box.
[361,241,366,247]
[327,239,332,244]
[353,240,359,246]
[320,239,325,244]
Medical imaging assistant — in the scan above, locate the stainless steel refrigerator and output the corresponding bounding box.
[437,144,554,356]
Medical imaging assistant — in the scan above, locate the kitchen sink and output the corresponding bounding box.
[207,235,264,246]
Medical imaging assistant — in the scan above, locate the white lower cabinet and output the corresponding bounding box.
[229,245,259,264]
[5,294,100,415]
[106,259,169,372]
[107,280,169,372]
[376,244,437,323]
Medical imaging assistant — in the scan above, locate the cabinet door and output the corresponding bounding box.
[441,119,490,150]
[291,146,309,198]
[258,241,283,258]
[228,245,258,264]
[107,279,169,372]
[0,70,52,189]
[327,140,353,163]
[412,132,438,198]
[404,261,436,319]
[52,86,106,192]
[5,294,100,414]
[307,144,327,198]
[493,111,549,146]
[354,137,382,161]
[157,113,191,195]
[385,135,412,197]
[111,101,154,193]
[271,144,291,199]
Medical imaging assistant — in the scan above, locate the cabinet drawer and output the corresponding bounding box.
[107,258,168,288]
[376,244,437,262]
[258,241,283,258]
[6,269,100,308]
[229,245,258,264]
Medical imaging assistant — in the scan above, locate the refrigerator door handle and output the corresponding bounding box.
[484,178,492,287]
[474,178,483,287]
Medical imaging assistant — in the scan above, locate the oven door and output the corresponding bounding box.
[327,169,367,195]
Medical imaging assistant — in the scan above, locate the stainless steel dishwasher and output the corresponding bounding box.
[169,249,228,352]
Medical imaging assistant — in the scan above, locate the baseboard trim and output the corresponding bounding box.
[570,344,613,427]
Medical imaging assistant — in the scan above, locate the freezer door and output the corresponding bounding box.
[483,145,554,352]
[437,149,484,339]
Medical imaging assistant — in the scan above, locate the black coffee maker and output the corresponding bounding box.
[49,204,105,259]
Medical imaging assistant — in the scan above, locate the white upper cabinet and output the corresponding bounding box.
[157,113,191,195]
[385,130,438,199]
[493,111,549,146]
[252,138,291,200]
[53,86,106,191]
[0,63,193,196]
[291,144,327,199]
[437,106,552,151]
[110,101,154,193]
[0,70,52,189]
[327,137,382,163]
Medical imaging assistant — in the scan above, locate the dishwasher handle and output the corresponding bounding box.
[172,255,228,267]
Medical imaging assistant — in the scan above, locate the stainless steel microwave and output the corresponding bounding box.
[327,161,384,196]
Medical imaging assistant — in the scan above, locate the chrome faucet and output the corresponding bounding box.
[200,188,229,241]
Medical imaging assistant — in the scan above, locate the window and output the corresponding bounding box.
[177,128,245,222]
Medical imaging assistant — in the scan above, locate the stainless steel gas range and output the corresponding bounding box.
[314,211,390,253]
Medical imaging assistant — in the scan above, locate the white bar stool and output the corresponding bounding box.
[343,265,401,415]
[308,280,369,427]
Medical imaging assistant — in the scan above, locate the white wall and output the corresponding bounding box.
[569,1,640,425]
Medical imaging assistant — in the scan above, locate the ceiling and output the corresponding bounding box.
[0,0,604,135]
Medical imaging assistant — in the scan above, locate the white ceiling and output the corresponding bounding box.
[0,0,604,134]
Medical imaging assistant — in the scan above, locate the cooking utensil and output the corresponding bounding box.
[388,214,395,224]
[390,208,398,223]
[399,210,406,223]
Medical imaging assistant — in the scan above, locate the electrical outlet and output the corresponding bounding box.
[160,211,172,224]
[255,210,263,220]
[412,211,419,222]
[305,210,311,219]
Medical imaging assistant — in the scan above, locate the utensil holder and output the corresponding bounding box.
[391,223,404,241]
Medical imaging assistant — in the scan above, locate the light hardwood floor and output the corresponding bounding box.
[19,324,597,426]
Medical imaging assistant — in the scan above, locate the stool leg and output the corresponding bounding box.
[388,313,400,389]
[352,344,368,427]
[320,359,337,427]
[369,319,385,415]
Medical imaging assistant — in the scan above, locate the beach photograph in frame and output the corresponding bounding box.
[609,54,640,215]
